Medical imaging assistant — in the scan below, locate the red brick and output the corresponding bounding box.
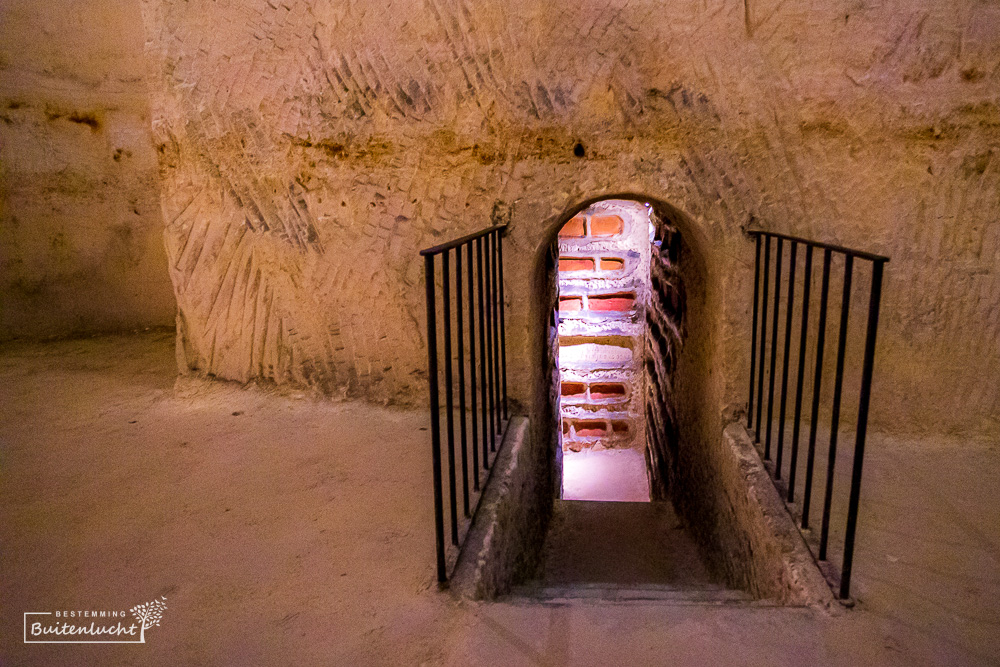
[590,382,626,400]
[588,292,635,312]
[599,257,624,271]
[559,257,595,272]
[559,296,583,312]
[590,215,623,237]
[558,216,586,238]
[574,420,607,437]
[561,381,586,396]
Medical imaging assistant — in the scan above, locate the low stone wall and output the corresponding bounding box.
[449,417,551,599]
[706,421,834,605]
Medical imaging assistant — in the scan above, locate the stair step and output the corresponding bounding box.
[508,583,754,605]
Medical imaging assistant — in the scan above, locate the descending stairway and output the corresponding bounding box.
[509,499,752,605]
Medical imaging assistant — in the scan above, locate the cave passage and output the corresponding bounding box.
[555,200,653,502]
[520,198,737,599]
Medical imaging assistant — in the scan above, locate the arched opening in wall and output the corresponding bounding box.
[520,197,732,596]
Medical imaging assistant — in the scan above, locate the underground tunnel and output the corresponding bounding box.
[433,194,830,605]
[511,197,741,599]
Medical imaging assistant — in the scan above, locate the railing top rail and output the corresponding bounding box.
[419,224,508,257]
[747,230,890,263]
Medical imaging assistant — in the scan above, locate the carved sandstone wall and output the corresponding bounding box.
[140,0,1000,437]
[0,0,176,340]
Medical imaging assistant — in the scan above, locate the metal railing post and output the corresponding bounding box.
[840,259,885,599]
[483,235,496,452]
[455,249,470,517]
[467,242,480,488]
[442,252,458,546]
[748,234,762,429]
[765,238,784,459]
[819,253,853,560]
[476,238,491,466]
[424,254,446,583]
[788,245,813,502]
[776,241,797,478]
[803,248,832,530]
[498,231,508,421]
[755,236,771,439]
[490,231,503,436]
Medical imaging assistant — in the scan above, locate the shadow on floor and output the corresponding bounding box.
[511,499,749,603]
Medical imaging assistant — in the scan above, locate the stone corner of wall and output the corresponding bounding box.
[449,416,550,600]
[722,420,838,611]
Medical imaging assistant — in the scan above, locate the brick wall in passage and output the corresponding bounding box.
[556,200,650,455]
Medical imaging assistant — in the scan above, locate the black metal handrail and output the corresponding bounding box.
[422,224,509,583]
[746,230,887,600]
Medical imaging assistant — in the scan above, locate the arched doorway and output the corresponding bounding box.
[518,195,729,596]
[542,195,695,506]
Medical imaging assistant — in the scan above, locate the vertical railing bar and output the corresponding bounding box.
[441,251,458,546]
[490,231,503,436]
[476,238,490,470]
[802,248,832,529]
[839,259,885,600]
[455,248,470,517]
[748,234,762,429]
[776,241,797,479]
[424,254,446,583]
[755,235,771,440]
[483,234,497,455]
[819,253,853,560]
[498,230,508,421]
[788,245,813,503]
[467,242,480,489]
[765,238,784,459]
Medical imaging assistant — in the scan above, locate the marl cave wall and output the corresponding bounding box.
[140,0,1000,438]
[0,0,176,340]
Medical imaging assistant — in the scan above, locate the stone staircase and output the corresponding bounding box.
[507,499,753,605]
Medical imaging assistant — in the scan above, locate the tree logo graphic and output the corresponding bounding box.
[129,596,167,643]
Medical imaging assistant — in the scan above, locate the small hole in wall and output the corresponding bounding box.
[573,142,585,158]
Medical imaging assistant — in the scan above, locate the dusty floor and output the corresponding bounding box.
[525,500,719,587]
[1,332,999,666]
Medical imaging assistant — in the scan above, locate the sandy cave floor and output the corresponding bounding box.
[1,331,999,666]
